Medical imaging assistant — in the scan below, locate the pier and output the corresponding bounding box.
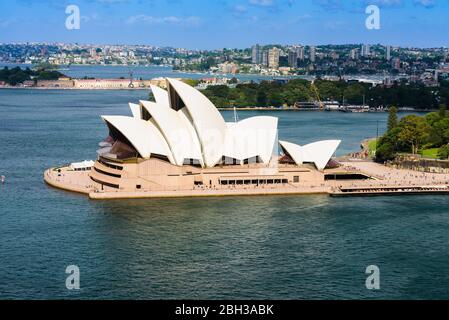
[330,185,449,197]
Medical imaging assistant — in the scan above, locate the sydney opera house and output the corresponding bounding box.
[45,78,341,199]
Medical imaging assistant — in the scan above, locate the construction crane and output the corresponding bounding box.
[128,67,134,88]
[310,80,324,110]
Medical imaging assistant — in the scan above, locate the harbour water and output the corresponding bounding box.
[0,63,309,82]
[1,89,449,299]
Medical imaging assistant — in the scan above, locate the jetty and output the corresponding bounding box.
[330,185,449,197]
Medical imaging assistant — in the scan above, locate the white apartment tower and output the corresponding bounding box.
[309,46,316,63]
[268,48,280,69]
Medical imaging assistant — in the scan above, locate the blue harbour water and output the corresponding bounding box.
[0,63,309,82]
[1,88,449,299]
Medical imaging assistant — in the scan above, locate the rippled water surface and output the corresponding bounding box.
[1,89,449,299]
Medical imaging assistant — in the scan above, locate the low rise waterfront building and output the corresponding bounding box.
[36,79,75,88]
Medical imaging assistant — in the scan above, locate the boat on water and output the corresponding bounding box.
[343,105,370,113]
[337,94,370,112]
[324,101,341,111]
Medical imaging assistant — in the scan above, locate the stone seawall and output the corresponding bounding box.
[2,78,172,90]
[388,155,449,174]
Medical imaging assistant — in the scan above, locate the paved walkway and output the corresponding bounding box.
[338,161,449,186]
[44,168,93,194]
[44,161,449,199]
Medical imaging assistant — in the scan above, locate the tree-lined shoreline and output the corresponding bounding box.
[202,79,448,110]
[0,65,65,86]
[376,104,449,161]
[2,66,448,112]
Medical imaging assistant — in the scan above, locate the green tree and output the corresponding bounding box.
[8,72,28,85]
[256,90,267,107]
[200,77,444,110]
[343,83,365,104]
[315,80,342,102]
[439,103,447,118]
[35,62,58,72]
[182,79,199,87]
[387,106,398,132]
[437,143,449,159]
[430,117,449,146]
[375,139,396,162]
[229,77,238,84]
[425,111,440,126]
[375,127,402,163]
[397,115,431,154]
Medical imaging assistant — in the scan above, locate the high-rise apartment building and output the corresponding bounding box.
[309,46,316,63]
[268,48,280,69]
[261,50,269,67]
[350,48,359,60]
[361,44,371,57]
[392,57,401,69]
[251,44,260,64]
[288,50,298,68]
[296,46,304,61]
[386,45,391,61]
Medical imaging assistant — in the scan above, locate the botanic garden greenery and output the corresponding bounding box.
[0,66,64,86]
[375,104,449,162]
[202,79,449,110]
[387,106,398,132]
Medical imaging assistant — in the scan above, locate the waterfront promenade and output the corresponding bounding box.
[339,161,449,185]
[44,159,449,199]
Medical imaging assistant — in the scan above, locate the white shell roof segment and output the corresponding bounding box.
[140,100,204,166]
[224,116,278,163]
[100,78,341,170]
[177,107,205,165]
[279,140,341,170]
[102,115,174,163]
[129,103,141,119]
[150,84,170,108]
[167,78,227,167]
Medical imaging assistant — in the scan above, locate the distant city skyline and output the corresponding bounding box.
[1,0,448,49]
[1,41,447,50]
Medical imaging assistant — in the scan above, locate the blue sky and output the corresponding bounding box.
[0,0,448,49]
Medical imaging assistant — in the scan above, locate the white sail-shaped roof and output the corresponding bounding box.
[140,100,204,166]
[224,116,278,163]
[177,107,204,164]
[279,140,341,170]
[167,78,226,167]
[102,115,175,163]
[100,79,342,170]
[150,84,170,108]
[129,103,141,119]
[138,100,158,118]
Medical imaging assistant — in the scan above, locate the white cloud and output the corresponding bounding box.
[126,15,201,26]
[364,0,403,7]
[290,14,312,23]
[95,0,130,3]
[234,5,248,13]
[0,18,16,28]
[414,0,436,8]
[249,0,274,6]
[81,13,100,23]
[314,0,343,11]
[324,19,347,30]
